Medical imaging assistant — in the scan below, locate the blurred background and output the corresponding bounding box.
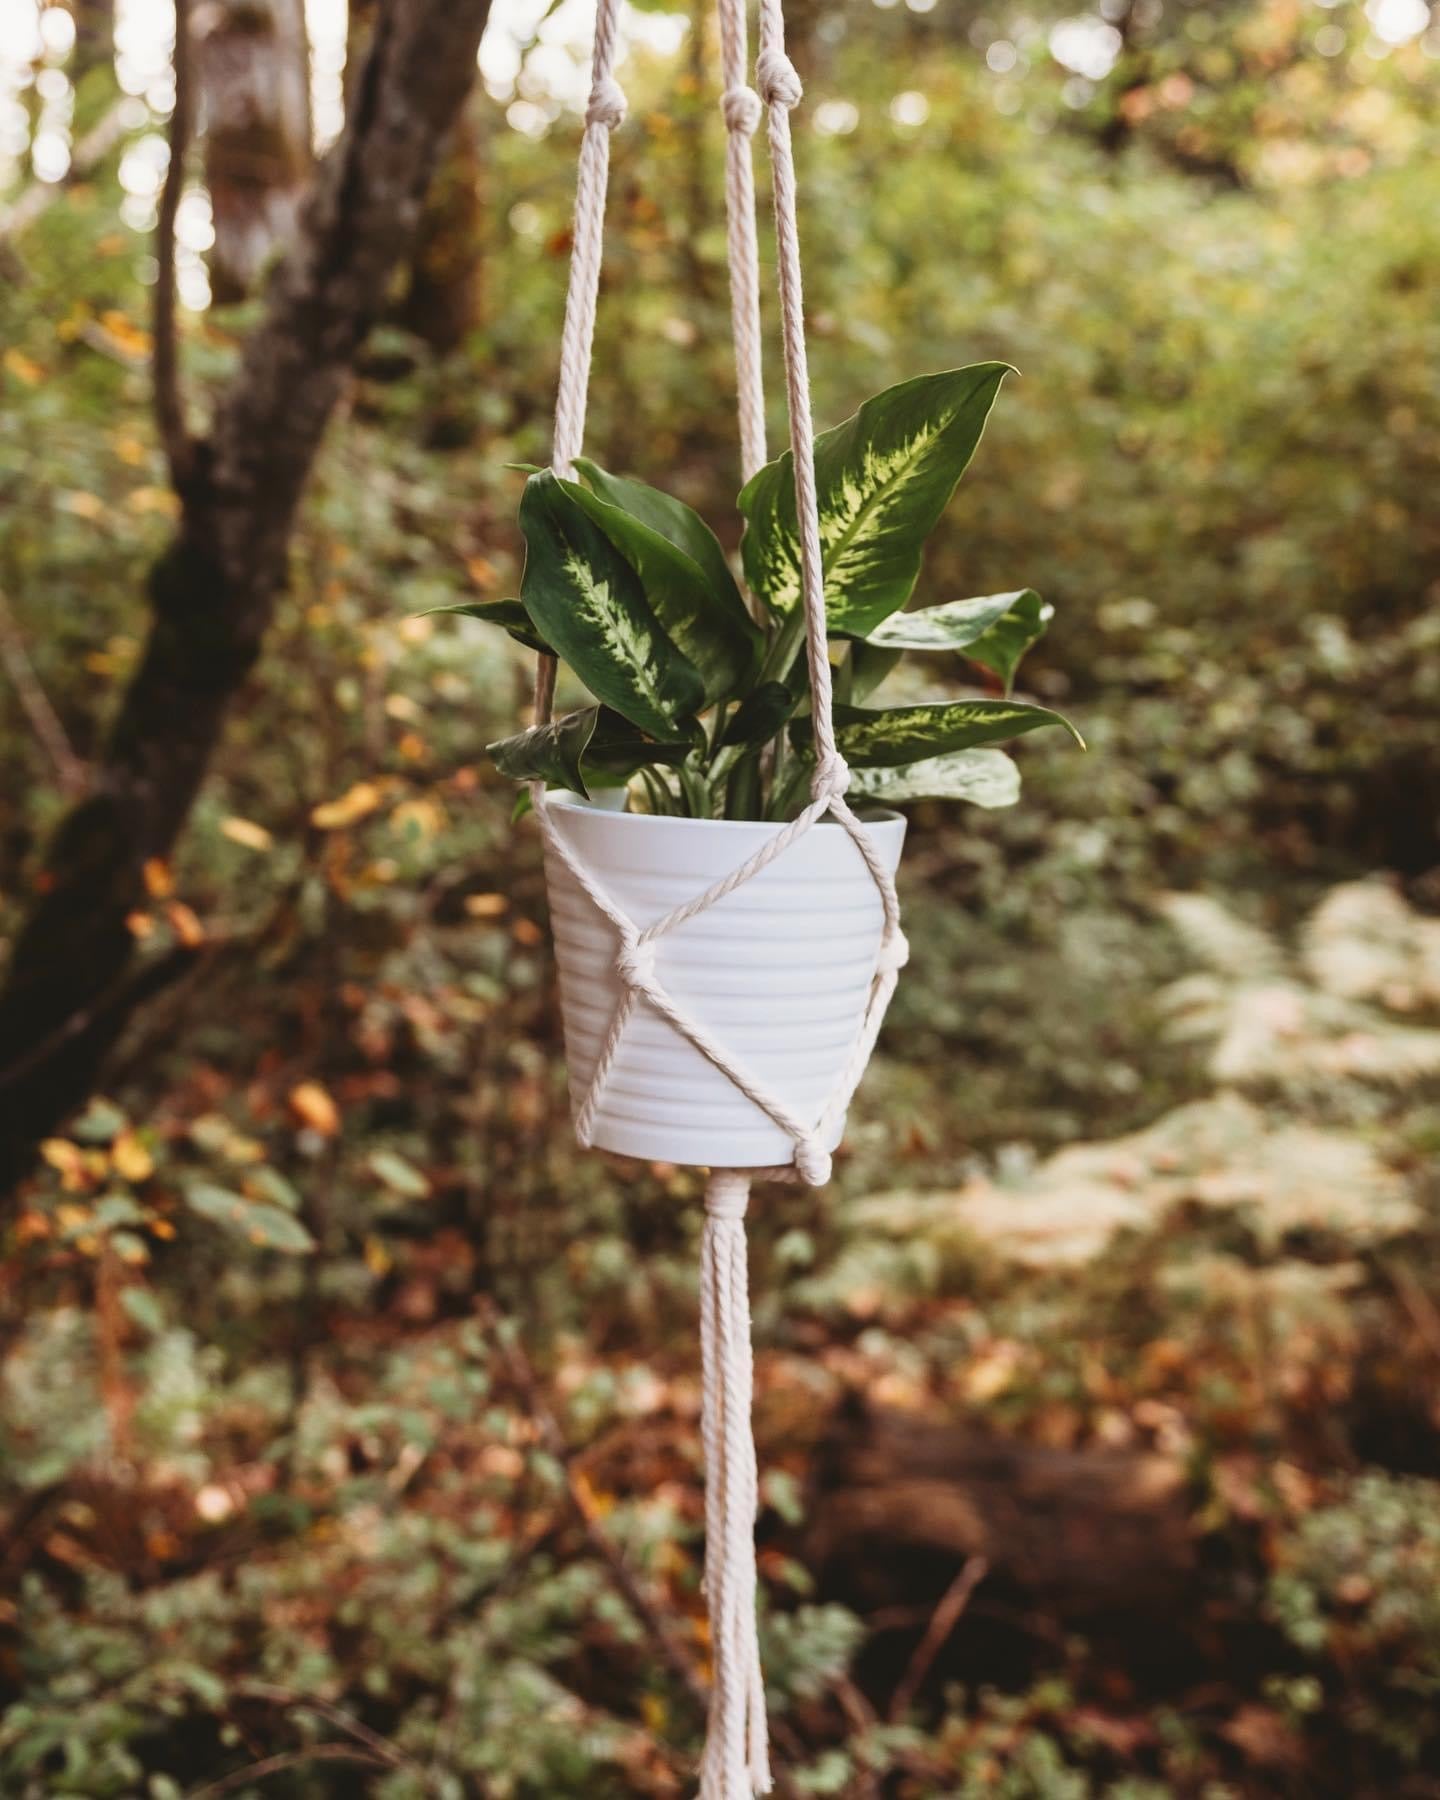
[2,0,1439,1792]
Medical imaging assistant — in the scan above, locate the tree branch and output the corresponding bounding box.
[0,585,86,795]
[886,1554,987,1725]
[185,1744,387,1799]
[153,0,194,490]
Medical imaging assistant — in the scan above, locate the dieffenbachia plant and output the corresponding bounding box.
[448,364,1082,820]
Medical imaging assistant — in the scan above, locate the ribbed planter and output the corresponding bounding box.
[540,793,907,1168]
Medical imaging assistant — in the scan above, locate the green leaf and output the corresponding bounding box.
[518,471,703,739]
[183,1182,315,1254]
[961,591,1051,692]
[793,698,1083,766]
[71,1097,127,1143]
[845,642,901,703]
[120,1285,166,1337]
[574,457,749,621]
[559,477,761,702]
[860,591,1050,692]
[488,704,691,797]
[863,589,1050,693]
[425,598,550,655]
[370,1149,431,1199]
[848,748,1022,808]
[720,682,795,747]
[247,1166,302,1213]
[738,363,1011,634]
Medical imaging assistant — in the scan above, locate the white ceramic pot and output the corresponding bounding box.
[540,793,906,1169]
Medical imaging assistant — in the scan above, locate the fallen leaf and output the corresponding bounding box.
[311,781,382,830]
[221,816,274,852]
[111,1130,154,1184]
[289,1081,340,1137]
[142,857,174,899]
[4,348,44,385]
[166,901,205,948]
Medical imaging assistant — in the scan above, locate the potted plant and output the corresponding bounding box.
[445,363,1081,1168]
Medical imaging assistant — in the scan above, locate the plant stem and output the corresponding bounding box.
[758,606,805,687]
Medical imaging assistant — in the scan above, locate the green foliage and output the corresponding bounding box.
[1270,1473,1440,1765]
[470,369,1068,817]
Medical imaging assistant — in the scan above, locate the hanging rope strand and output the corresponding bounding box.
[715,0,767,489]
[535,0,627,727]
[699,1170,771,1798]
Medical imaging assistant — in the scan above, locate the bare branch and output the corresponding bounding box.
[886,1554,988,1725]
[0,587,86,795]
[154,0,195,490]
[233,1682,418,1775]
[184,1744,386,1798]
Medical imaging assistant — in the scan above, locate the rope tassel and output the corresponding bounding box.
[700,1171,772,1798]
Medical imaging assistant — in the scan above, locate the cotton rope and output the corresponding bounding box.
[524,2,908,1789]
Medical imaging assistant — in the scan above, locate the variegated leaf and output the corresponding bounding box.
[574,458,749,628]
[792,697,1083,766]
[487,704,691,796]
[849,749,1021,808]
[863,590,1050,693]
[518,472,703,740]
[560,477,760,702]
[738,363,1011,635]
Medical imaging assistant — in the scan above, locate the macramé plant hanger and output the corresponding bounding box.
[527,0,904,1787]
[494,0,1077,1786]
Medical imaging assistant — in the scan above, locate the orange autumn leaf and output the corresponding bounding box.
[311,781,382,831]
[142,858,174,899]
[166,901,205,948]
[4,348,44,385]
[221,816,274,852]
[289,1081,340,1136]
[111,1130,155,1184]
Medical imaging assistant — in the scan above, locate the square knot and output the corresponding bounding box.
[616,936,658,989]
[756,49,803,110]
[586,76,628,129]
[812,753,851,802]
[877,929,910,976]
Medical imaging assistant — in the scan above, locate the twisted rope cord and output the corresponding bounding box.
[716,0,767,490]
[524,5,908,1790]
[533,0,626,729]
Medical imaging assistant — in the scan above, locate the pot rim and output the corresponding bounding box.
[543,788,905,838]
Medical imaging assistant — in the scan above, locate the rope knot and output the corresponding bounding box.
[705,1170,751,1222]
[721,84,763,136]
[812,752,851,802]
[877,929,910,976]
[756,48,803,111]
[586,75,628,130]
[616,935,657,989]
[793,1137,832,1187]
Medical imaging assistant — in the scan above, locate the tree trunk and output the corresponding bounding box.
[196,0,313,303]
[68,0,115,85]
[398,108,486,352]
[0,0,494,1197]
